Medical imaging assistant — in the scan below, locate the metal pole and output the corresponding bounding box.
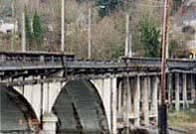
[88,7,92,59]
[11,1,15,51]
[125,13,129,57]
[159,0,169,133]
[21,12,26,52]
[61,0,65,52]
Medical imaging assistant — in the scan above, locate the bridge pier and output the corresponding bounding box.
[142,76,149,126]
[117,81,122,114]
[175,73,180,111]
[42,113,58,134]
[167,73,172,105]
[111,78,117,134]
[92,78,117,134]
[183,73,189,109]
[125,77,132,128]
[150,76,159,124]
[133,75,140,127]
[191,74,196,102]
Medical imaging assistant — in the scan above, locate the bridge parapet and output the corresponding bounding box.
[0,52,196,84]
[0,51,74,63]
[0,52,195,69]
[167,59,196,70]
[123,57,196,71]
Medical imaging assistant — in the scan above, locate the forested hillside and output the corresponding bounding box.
[0,0,186,59]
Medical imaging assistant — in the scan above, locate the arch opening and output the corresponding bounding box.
[52,80,109,134]
[0,86,38,133]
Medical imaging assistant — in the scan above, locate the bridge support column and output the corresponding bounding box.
[183,73,188,109]
[168,73,172,105]
[191,74,195,102]
[134,75,140,127]
[110,78,117,134]
[122,80,127,118]
[118,81,122,113]
[42,113,58,134]
[151,76,159,123]
[142,77,149,126]
[175,73,180,111]
[126,77,131,127]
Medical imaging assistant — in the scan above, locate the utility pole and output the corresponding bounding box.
[88,6,92,59]
[125,13,132,57]
[34,0,39,10]
[11,1,15,51]
[21,12,26,52]
[125,13,129,57]
[166,33,169,58]
[61,0,65,52]
[159,0,169,133]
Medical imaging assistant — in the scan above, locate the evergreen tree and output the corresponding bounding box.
[33,11,43,49]
[24,6,33,49]
[139,17,161,57]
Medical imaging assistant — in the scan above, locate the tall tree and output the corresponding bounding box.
[33,11,43,49]
[139,17,161,57]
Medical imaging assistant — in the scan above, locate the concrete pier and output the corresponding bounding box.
[42,113,58,134]
[183,73,188,109]
[111,78,117,134]
[134,75,141,127]
[168,74,172,105]
[151,76,159,123]
[118,81,122,113]
[175,73,180,111]
[126,77,132,121]
[190,74,195,101]
[142,77,149,126]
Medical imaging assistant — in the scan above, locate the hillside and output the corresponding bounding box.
[0,0,187,59]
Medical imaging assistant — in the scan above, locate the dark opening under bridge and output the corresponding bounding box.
[0,52,196,134]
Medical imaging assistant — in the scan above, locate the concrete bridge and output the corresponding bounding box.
[0,52,196,134]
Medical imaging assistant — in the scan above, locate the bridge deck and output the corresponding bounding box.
[0,52,195,85]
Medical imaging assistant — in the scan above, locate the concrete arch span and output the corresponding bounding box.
[52,80,109,134]
[0,86,38,133]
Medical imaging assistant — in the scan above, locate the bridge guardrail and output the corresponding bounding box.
[0,52,195,74]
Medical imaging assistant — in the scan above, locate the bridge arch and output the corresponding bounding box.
[52,80,109,134]
[0,86,38,133]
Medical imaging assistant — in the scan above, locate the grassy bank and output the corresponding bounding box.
[168,110,196,133]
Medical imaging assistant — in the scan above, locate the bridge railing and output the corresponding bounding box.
[122,57,196,70]
[167,59,196,70]
[0,52,76,70]
[67,60,123,69]
[122,57,161,67]
[0,52,195,73]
